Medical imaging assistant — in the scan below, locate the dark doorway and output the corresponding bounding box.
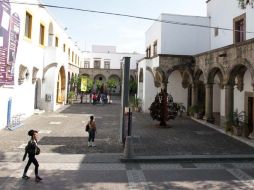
[248,97,254,134]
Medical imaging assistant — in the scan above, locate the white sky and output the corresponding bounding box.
[42,0,207,53]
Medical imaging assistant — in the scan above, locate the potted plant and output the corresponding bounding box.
[175,103,186,117]
[188,105,204,119]
[226,109,249,137]
[67,91,75,104]
[134,98,142,112]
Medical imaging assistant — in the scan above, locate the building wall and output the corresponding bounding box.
[0,0,82,129]
[161,14,210,55]
[207,0,254,49]
[167,71,188,109]
[145,14,210,56]
[234,70,252,113]
[83,51,143,70]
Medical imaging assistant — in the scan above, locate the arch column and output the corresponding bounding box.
[205,83,215,123]
[191,83,198,106]
[224,84,234,123]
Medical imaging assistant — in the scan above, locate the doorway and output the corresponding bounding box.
[248,97,254,134]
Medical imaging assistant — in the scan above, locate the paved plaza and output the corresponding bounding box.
[1,98,254,189]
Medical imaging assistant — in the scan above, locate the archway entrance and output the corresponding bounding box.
[56,66,66,104]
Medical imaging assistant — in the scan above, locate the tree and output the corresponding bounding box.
[86,78,94,93]
[129,80,137,95]
[106,79,117,94]
[149,90,177,126]
[238,0,254,9]
[95,80,103,92]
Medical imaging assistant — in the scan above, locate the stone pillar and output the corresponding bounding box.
[205,83,214,123]
[225,84,234,123]
[191,83,198,106]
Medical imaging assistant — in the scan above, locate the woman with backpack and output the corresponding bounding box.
[86,115,97,147]
[22,129,42,182]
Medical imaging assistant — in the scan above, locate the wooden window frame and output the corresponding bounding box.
[39,23,45,46]
[25,11,32,39]
[233,13,246,43]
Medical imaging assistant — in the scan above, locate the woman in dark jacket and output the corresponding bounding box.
[22,130,42,182]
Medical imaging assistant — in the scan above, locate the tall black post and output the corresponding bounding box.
[120,57,130,143]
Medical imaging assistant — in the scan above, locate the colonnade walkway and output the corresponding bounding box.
[1,99,254,189]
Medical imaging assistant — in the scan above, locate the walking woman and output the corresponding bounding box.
[22,130,42,182]
[87,116,97,147]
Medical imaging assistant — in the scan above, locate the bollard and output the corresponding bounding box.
[123,136,133,159]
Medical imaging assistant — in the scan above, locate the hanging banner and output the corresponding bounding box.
[0,0,20,86]
[81,77,87,92]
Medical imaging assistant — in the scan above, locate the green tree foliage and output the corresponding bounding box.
[129,80,137,94]
[87,78,94,93]
[106,79,117,93]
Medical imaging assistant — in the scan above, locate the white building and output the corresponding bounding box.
[80,45,143,94]
[0,0,82,130]
[138,0,254,135]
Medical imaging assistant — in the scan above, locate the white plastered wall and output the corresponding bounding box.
[143,69,158,112]
[167,71,188,108]
[234,70,252,113]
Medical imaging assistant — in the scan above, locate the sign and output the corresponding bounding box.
[81,77,87,92]
[0,0,20,86]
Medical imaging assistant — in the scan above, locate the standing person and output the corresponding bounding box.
[22,130,42,182]
[87,116,97,147]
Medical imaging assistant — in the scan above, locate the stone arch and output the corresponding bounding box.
[43,63,58,80]
[194,68,205,82]
[18,64,28,85]
[80,73,90,78]
[56,66,66,103]
[108,74,121,94]
[182,69,194,89]
[207,66,225,88]
[94,74,106,82]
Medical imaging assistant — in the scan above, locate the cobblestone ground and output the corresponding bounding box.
[1,97,254,189]
[0,98,123,154]
[132,112,254,156]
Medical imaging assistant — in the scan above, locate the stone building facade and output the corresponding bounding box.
[138,0,254,135]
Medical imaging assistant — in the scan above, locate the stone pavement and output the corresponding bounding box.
[1,98,254,189]
[1,152,254,189]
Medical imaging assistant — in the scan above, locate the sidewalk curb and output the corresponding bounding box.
[120,154,254,163]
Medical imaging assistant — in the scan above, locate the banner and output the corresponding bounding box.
[0,0,20,86]
[81,77,87,92]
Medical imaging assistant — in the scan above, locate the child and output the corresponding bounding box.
[22,130,42,182]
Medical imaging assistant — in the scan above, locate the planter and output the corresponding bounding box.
[242,126,250,138]
[232,125,242,136]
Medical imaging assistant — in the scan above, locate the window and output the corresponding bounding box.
[153,41,157,56]
[68,48,70,60]
[63,44,66,52]
[146,46,151,58]
[94,60,101,69]
[84,61,90,68]
[104,61,110,69]
[39,24,45,45]
[25,12,32,38]
[55,37,59,47]
[72,51,74,63]
[214,27,219,37]
[234,14,246,43]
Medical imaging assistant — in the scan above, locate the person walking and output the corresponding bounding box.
[87,116,97,147]
[22,130,42,182]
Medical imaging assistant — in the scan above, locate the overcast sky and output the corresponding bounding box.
[42,0,207,53]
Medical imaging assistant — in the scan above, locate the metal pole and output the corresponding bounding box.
[120,57,130,143]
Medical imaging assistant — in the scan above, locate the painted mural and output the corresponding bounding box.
[0,0,20,86]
